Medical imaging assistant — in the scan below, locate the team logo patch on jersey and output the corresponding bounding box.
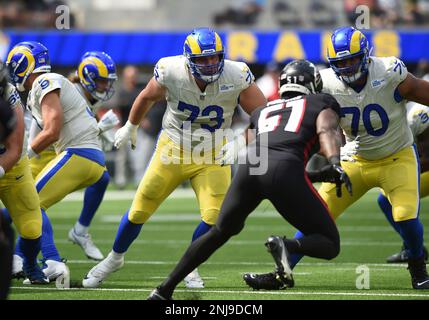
[219,84,234,92]
[371,79,386,88]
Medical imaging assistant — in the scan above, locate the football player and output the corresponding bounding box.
[82,27,267,289]
[148,59,351,300]
[248,26,429,290]
[6,41,109,281]
[380,101,429,263]
[0,60,48,284]
[23,51,118,263]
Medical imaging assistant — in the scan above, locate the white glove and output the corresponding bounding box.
[114,120,138,149]
[340,136,360,162]
[97,109,120,134]
[215,135,247,166]
[100,129,115,152]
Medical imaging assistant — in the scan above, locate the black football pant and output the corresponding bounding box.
[159,160,340,297]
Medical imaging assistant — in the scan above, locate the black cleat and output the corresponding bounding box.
[408,256,429,289]
[147,288,173,300]
[243,271,294,290]
[265,235,293,281]
[387,246,428,263]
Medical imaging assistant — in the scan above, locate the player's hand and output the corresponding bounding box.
[114,120,138,150]
[340,136,360,162]
[332,164,353,197]
[97,109,120,134]
[215,135,246,166]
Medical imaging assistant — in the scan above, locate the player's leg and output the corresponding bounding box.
[29,149,56,179]
[289,159,371,268]
[381,146,428,289]
[383,171,429,263]
[83,134,184,288]
[0,158,48,284]
[0,207,14,299]
[69,169,110,261]
[184,163,231,288]
[153,163,263,299]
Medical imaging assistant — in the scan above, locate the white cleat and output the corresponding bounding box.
[82,251,124,288]
[184,268,204,289]
[69,228,104,261]
[12,254,24,279]
[23,259,67,284]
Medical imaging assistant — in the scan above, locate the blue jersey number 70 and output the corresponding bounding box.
[341,104,389,137]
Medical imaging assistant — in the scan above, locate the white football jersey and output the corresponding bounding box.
[74,83,103,113]
[0,83,28,159]
[406,101,429,139]
[321,56,413,160]
[26,73,101,154]
[155,55,254,149]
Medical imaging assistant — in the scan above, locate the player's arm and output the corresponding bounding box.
[313,108,352,196]
[417,127,429,172]
[29,89,63,155]
[114,77,166,149]
[0,105,24,173]
[128,77,166,125]
[317,108,342,161]
[398,73,429,105]
[238,83,267,115]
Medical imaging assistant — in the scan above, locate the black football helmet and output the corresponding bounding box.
[279,59,323,97]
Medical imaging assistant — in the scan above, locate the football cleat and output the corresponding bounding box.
[387,246,428,263]
[12,254,25,279]
[184,268,204,289]
[265,235,293,281]
[23,259,68,284]
[243,271,294,290]
[82,251,124,288]
[22,262,49,285]
[147,288,172,300]
[68,227,104,261]
[408,256,429,289]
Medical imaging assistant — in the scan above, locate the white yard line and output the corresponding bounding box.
[9,286,429,298]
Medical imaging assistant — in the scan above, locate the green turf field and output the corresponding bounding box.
[8,188,429,300]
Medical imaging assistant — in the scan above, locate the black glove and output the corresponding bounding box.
[331,164,353,197]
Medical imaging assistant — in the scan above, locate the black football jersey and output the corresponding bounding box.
[249,93,340,161]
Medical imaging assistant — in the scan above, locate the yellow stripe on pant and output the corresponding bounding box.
[0,156,41,239]
[34,151,106,210]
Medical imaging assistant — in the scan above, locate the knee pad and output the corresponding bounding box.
[19,219,42,240]
[128,209,152,225]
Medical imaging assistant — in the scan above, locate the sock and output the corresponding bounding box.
[289,231,305,269]
[20,236,41,266]
[112,211,143,254]
[74,221,88,236]
[192,220,212,242]
[159,227,229,298]
[78,171,110,227]
[377,193,401,234]
[396,218,424,259]
[40,209,61,261]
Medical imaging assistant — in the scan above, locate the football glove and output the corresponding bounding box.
[331,164,353,198]
[215,135,246,166]
[340,136,360,162]
[97,109,120,134]
[114,120,138,150]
